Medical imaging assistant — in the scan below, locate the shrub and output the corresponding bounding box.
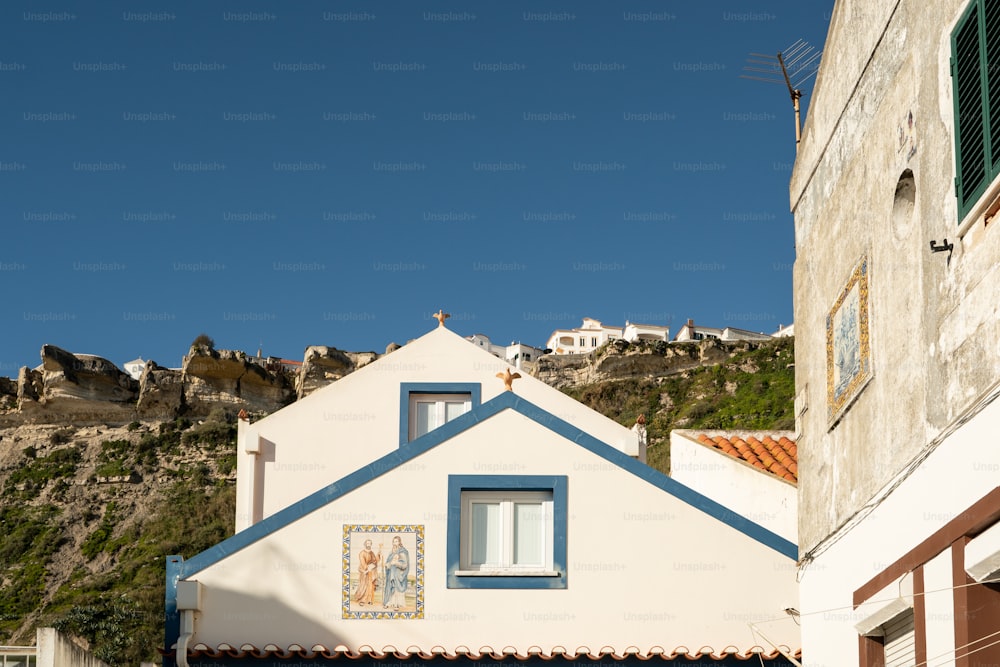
[49,428,74,446]
[191,333,215,350]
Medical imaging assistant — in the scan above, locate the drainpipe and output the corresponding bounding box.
[176,609,194,667]
[175,580,202,667]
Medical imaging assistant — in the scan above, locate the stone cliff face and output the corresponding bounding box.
[180,347,295,417]
[296,346,378,399]
[0,338,763,425]
[0,344,351,425]
[532,338,742,389]
[12,346,139,423]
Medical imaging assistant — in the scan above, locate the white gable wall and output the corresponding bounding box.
[199,409,799,652]
[669,432,797,544]
[235,327,640,531]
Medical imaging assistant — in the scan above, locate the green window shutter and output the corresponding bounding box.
[954,1,987,218]
[984,0,1000,174]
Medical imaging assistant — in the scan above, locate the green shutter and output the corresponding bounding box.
[954,1,987,217]
[985,0,1000,173]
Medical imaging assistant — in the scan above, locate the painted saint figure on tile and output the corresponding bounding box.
[352,539,381,606]
[382,535,410,609]
[342,524,423,619]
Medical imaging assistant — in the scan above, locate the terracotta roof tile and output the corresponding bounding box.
[694,432,798,484]
[162,644,802,662]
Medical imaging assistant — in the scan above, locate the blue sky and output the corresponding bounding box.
[2,1,832,372]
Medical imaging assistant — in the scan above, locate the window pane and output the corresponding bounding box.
[415,401,434,437]
[513,502,545,566]
[445,401,468,422]
[471,502,501,566]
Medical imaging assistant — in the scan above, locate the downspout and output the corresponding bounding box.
[175,580,203,667]
[176,610,194,667]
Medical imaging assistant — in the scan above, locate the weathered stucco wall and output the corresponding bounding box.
[792,0,1000,554]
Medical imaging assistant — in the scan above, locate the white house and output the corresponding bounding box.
[545,317,623,355]
[669,430,797,545]
[163,320,801,666]
[622,321,670,343]
[123,358,146,381]
[674,320,773,343]
[791,0,1000,664]
[464,334,545,369]
[546,318,670,354]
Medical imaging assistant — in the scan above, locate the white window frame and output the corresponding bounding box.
[457,490,555,575]
[408,393,471,440]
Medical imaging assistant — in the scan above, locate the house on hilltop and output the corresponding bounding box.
[163,317,802,666]
[791,0,1000,664]
[673,320,773,344]
[464,334,545,369]
[545,318,670,355]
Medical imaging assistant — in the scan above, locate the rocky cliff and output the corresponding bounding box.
[0,343,379,426]
[0,338,775,427]
[533,337,747,389]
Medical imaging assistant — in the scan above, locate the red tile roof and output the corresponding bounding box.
[164,644,801,662]
[695,433,798,484]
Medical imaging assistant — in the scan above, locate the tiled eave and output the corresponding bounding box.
[161,644,801,662]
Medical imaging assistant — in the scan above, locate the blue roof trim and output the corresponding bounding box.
[176,391,794,581]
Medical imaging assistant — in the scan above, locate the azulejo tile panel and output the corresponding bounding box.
[342,524,425,619]
[826,255,872,426]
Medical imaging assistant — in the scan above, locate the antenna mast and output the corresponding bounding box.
[741,40,822,152]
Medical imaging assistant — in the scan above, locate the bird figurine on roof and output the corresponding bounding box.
[433,309,451,328]
[496,368,521,392]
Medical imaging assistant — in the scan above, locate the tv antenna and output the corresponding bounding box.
[741,39,822,152]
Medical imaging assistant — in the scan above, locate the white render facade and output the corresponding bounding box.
[465,333,545,369]
[791,1,1000,665]
[545,317,624,354]
[165,325,801,666]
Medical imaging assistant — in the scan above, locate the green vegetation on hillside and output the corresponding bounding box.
[563,337,794,473]
[0,413,238,666]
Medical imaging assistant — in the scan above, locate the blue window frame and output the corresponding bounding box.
[447,474,568,589]
[399,383,481,446]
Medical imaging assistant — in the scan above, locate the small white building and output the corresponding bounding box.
[465,334,545,368]
[545,317,623,354]
[674,319,773,343]
[622,321,670,343]
[123,357,146,380]
[163,321,802,666]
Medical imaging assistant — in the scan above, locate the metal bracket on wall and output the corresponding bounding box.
[930,239,954,264]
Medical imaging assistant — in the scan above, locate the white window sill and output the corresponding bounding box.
[454,570,560,577]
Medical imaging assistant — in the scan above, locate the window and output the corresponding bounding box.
[951,0,1000,219]
[579,336,585,347]
[461,490,552,572]
[591,337,597,347]
[399,383,481,445]
[447,475,567,589]
[411,394,469,439]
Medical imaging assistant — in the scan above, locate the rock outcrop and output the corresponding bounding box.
[531,338,755,389]
[296,346,378,399]
[136,362,184,420]
[0,345,305,424]
[8,346,140,423]
[180,347,295,417]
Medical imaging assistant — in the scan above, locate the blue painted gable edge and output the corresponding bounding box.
[173,391,795,583]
